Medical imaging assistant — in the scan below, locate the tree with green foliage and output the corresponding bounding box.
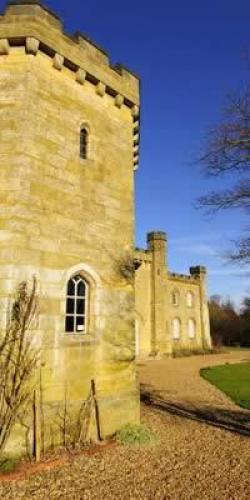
[239,296,250,346]
[209,294,250,347]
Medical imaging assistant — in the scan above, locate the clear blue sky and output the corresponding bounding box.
[2,0,249,305]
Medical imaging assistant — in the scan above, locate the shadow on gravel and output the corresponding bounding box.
[140,383,250,437]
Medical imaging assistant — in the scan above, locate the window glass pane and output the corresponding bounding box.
[80,129,88,159]
[172,318,181,339]
[77,280,86,297]
[66,298,74,314]
[188,319,196,338]
[187,292,193,307]
[76,316,85,332]
[172,292,179,306]
[76,298,85,315]
[65,275,88,334]
[65,315,74,332]
[67,279,75,296]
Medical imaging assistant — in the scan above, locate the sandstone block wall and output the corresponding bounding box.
[0,1,140,456]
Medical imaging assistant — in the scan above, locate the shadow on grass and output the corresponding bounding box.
[140,383,250,437]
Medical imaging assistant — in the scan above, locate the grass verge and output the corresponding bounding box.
[200,362,250,409]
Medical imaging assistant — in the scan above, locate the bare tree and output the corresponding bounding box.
[198,84,250,263]
[0,277,39,454]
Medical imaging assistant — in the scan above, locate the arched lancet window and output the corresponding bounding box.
[80,127,88,159]
[188,318,196,339]
[187,291,194,307]
[172,318,181,339]
[65,274,88,333]
[171,290,180,307]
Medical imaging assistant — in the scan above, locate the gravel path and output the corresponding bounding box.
[139,349,250,407]
[0,350,249,499]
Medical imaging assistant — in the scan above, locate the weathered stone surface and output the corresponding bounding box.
[76,68,86,85]
[26,36,39,55]
[96,81,106,97]
[0,1,140,457]
[53,52,64,70]
[115,94,124,108]
[0,38,9,55]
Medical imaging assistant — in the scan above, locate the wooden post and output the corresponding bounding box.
[33,389,41,462]
[39,367,45,454]
[91,379,101,442]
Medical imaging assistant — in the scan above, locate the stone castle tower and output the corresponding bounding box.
[0,0,140,455]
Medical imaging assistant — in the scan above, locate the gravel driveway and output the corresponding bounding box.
[0,350,249,499]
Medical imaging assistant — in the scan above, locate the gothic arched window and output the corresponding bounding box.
[80,127,88,159]
[65,275,88,333]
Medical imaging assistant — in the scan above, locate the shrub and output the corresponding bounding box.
[0,277,39,454]
[172,348,220,358]
[0,457,19,474]
[116,424,158,445]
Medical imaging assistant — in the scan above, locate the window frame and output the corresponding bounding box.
[186,291,194,308]
[187,318,196,339]
[172,317,181,340]
[171,290,180,307]
[80,126,88,160]
[65,274,89,334]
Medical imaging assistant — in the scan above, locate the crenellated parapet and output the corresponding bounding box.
[134,248,152,265]
[168,272,200,284]
[0,0,140,168]
[168,265,207,284]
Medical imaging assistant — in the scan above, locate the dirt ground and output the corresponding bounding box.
[0,350,249,499]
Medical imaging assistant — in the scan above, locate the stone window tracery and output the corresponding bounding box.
[65,274,88,333]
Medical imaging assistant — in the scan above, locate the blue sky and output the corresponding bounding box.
[2,0,249,305]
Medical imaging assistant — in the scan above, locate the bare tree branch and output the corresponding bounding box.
[198,82,250,263]
[198,180,250,212]
[229,237,250,264]
[0,277,40,454]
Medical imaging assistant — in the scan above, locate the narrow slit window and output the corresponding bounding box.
[80,127,88,159]
[65,275,88,333]
[171,290,180,306]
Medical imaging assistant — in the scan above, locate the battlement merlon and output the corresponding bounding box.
[168,266,207,283]
[0,0,140,106]
[189,266,207,281]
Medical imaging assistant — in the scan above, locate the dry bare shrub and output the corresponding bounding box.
[0,277,39,454]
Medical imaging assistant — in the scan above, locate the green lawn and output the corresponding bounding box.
[200,362,250,410]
